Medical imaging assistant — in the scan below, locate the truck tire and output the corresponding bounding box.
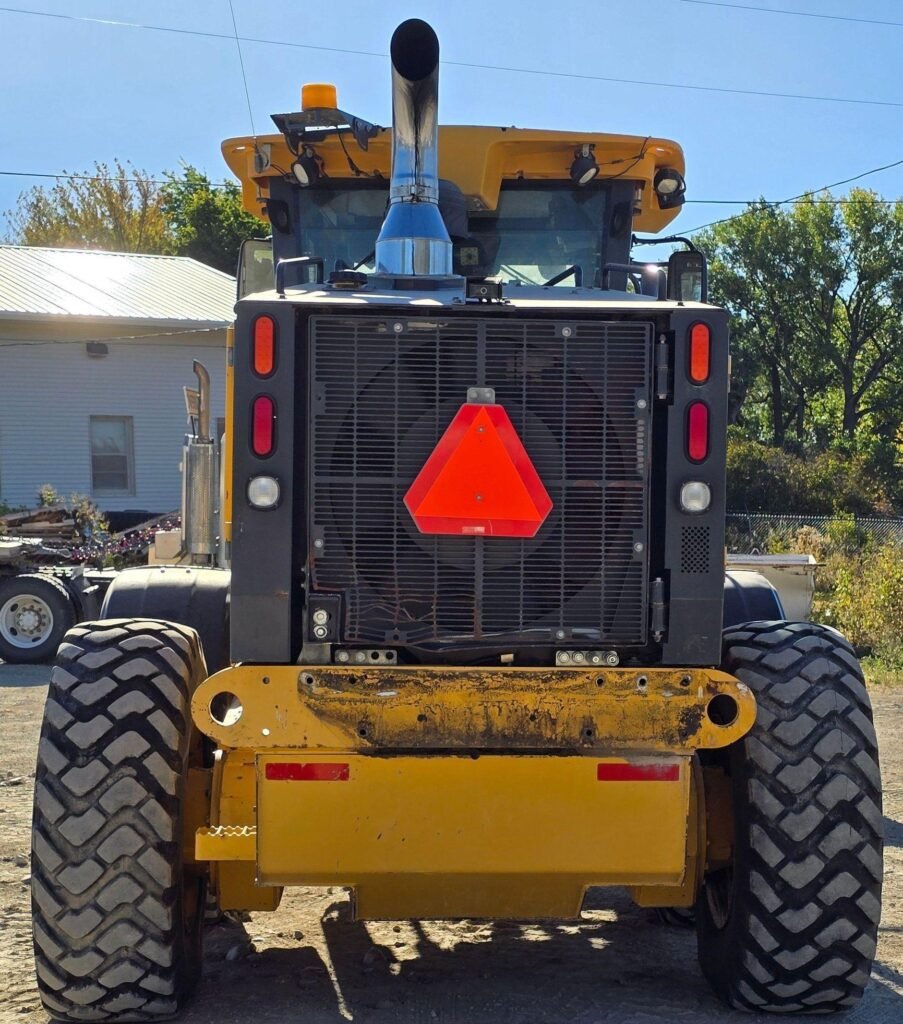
[101,567,231,674]
[31,619,207,1021]
[0,573,76,664]
[697,621,883,1013]
[722,570,784,630]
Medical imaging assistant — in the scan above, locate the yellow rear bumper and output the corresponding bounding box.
[189,664,749,919]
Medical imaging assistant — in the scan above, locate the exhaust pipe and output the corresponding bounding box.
[375,19,453,277]
[181,361,217,561]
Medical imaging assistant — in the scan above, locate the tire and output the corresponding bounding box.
[101,567,231,674]
[723,570,785,630]
[0,573,76,664]
[697,621,883,1013]
[31,619,208,1021]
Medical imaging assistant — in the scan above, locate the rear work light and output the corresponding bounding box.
[247,475,280,509]
[687,402,709,462]
[251,395,275,457]
[688,323,710,384]
[252,315,276,377]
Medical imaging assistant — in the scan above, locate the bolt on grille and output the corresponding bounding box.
[309,315,653,648]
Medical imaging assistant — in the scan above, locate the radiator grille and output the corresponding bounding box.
[309,315,653,647]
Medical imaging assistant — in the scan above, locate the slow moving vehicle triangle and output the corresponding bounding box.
[404,403,553,537]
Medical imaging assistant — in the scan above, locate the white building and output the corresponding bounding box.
[0,246,234,514]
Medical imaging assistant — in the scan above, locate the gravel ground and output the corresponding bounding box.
[1,663,901,1023]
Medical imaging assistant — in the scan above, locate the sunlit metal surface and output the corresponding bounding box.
[0,245,236,323]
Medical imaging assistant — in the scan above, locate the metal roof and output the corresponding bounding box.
[0,246,236,325]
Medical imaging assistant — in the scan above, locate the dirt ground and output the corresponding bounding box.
[1,664,901,1024]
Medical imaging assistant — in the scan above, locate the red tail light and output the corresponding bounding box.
[252,395,275,457]
[687,402,709,462]
[688,323,710,384]
[252,316,276,377]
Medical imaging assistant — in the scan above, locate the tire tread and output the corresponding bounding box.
[31,618,205,1022]
[699,621,883,1014]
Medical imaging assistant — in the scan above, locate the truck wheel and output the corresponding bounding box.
[31,619,207,1021]
[698,621,883,1013]
[0,573,75,664]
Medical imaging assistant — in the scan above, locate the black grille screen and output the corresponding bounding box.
[309,315,653,647]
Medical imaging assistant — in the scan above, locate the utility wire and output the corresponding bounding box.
[2,5,903,110]
[682,157,903,235]
[2,165,902,206]
[0,328,223,347]
[0,169,230,188]
[679,0,903,30]
[226,0,256,139]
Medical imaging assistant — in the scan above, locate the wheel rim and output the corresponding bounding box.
[705,866,734,930]
[0,593,55,649]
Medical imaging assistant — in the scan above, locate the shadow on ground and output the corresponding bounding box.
[0,664,51,688]
[184,889,903,1024]
[884,816,903,849]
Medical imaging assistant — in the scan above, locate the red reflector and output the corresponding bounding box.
[404,404,552,537]
[687,402,709,462]
[253,316,276,377]
[597,763,680,782]
[265,762,349,781]
[689,323,710,384]
[251,395,275,457]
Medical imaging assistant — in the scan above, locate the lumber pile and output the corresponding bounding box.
[0,505,79,544]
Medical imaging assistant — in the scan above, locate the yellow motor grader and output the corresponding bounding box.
[31,18,882,1020]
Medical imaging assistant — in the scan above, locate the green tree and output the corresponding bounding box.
[699,203,826,446]
[698,189,903,449]
[160,165,267,274]
[5,162,267,275]
[5,160,170,253]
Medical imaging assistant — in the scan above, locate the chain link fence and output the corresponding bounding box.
[726,512,903,553]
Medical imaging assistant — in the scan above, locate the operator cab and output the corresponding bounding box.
[224,94,706,303]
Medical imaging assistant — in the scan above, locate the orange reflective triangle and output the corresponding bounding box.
[404,404,552,537]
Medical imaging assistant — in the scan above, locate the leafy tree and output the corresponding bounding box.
[5,160,170,253]
[5,162,267,274]
[700,203,826,446]
[698,189,903,449]
[160,165,267,274]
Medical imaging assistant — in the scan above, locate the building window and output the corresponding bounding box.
[90,416,135,495]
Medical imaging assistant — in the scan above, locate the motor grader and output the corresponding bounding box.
[31,18,882,1020]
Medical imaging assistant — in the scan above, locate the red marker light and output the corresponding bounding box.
[687,402,709,462]
[252,316,276,377]
[265,762,349,781]
[597,763,680,782]
[251,395,275,457]
[689,323,710,384]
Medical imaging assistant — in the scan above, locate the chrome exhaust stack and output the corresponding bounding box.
[375,19,453,277]
[181,361,217,563]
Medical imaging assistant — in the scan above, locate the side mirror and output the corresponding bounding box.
[668,249,708,303]
[237,239,275,299]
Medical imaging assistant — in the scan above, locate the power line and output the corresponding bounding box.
[679,0,903,30]
[226,0,256,139]
[3,164,902,207]
[2,162,902,206]
[2,5,903,110]
[0,170,230,189]
[0,328,223,347]
[686,198,903,206]
[682,157,903,234]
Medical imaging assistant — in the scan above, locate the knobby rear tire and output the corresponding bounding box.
[31,619,207,1022]
[698,621,883,1013]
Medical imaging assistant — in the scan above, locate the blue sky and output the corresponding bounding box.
[2,0,902,243]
